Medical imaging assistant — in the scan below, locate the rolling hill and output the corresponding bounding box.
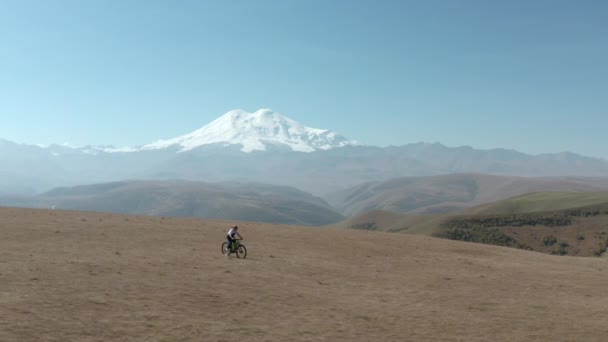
[0,180,344,226]
[1,207,608,341]
[333,210,445,235]
[434,192,608,256]
[336,191,608,257]
[326,173,608,216]
[463,191,608,215]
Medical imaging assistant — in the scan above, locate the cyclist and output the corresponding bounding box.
[226,226,242,252]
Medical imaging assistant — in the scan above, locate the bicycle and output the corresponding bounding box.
[221,238,247,259]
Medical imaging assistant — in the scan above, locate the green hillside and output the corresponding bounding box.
[464,191,608,215]
[333,210,446,235]
[337,191,608,256]
[436,200,608,256]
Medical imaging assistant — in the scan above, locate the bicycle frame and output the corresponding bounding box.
[229,239,242,252]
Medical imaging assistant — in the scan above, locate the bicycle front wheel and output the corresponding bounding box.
[236,245,247,259]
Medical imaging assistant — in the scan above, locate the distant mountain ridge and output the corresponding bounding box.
[2,109,608,196]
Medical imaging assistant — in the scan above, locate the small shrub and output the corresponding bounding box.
[543,235,558,247]
[352,223,377,230]
[594,237,608,256]
[551,245,568,256]
[435,227,528,249]
[576,233,585,241]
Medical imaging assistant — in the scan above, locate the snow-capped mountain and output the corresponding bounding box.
[3,109,608,198]
[139,109,358,153]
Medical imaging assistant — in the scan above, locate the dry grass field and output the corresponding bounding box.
[2,207,608,341]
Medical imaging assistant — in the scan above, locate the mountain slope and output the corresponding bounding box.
[0,180,344,226]
[140,109,357,153]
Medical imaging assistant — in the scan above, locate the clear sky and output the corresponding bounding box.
[1,0,607,158]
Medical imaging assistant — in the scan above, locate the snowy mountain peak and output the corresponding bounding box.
[141,109,358,153]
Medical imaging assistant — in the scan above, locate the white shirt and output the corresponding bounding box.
[227,228,238,238]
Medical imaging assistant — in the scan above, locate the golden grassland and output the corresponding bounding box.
[1,207,608,341]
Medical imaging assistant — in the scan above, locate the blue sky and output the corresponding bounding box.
[1,0,607,158]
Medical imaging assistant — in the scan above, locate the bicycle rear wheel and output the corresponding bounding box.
[221,242,230,255]
[236,245,247,259]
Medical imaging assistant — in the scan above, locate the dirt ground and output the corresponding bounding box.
[1,207,608,342]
